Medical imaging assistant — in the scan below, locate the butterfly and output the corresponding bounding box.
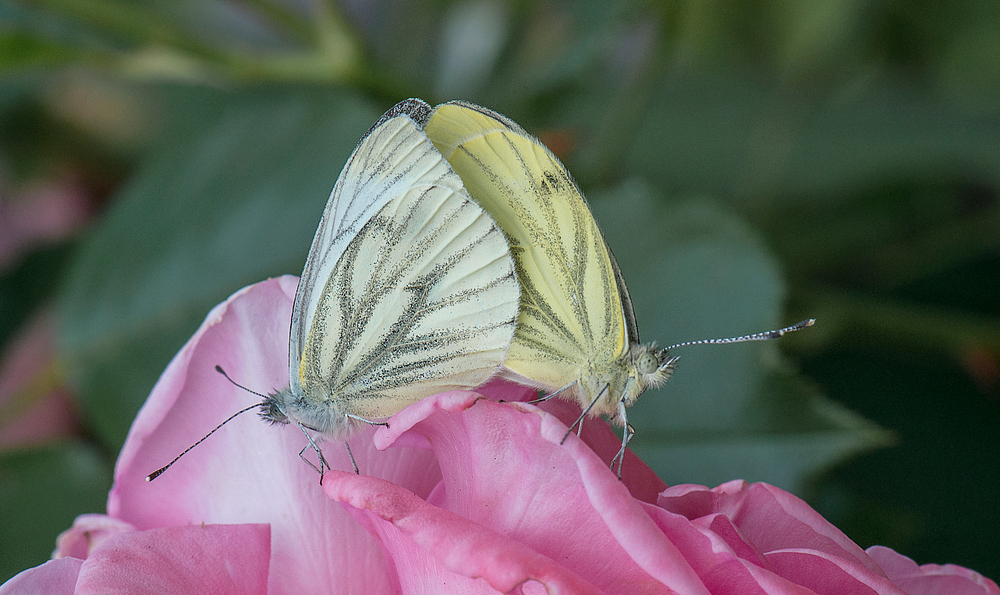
[422,99,812,474]
[149,99,520,482]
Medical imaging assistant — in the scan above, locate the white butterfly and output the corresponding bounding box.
[262,99,521,476]
[148,100,520,482]
[424,100,813,476]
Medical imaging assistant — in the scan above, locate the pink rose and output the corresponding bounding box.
[3,277,996,594]
[0,176,92,272]
[0,312,82,449]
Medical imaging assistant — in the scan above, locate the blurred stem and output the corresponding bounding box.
[18,0,226,61]
[104,44,402,90]
[14,0,392,90]
[791,288,1000,358]
[226,0,314,45]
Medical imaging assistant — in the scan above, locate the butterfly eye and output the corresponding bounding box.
[637,350,660,375]
[259,395,289,425]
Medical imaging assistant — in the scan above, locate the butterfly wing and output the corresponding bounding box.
[291,99,434,396]
[292,99,519,426]
[425,101,631,393]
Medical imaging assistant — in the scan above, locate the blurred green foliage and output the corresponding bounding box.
[1,0,998,584]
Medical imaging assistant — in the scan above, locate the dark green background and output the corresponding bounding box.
[1,0,997,584]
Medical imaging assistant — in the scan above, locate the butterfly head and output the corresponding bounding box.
[622,343,678,406]
[575,345,678,425]
[259,388,291,426]
[258,384,363,440]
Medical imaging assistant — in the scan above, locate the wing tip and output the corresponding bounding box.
[385,98,432,126]
[357,98,434,147]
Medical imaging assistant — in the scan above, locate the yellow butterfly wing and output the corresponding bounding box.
[425,101,629,403]
[285,99,520,438]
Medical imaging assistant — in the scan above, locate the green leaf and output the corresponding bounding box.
[0,243,75,351]
[0,442,113,584]
[589,181,890,491]
[13,0,209,50]
[0,31,82,70]
[56,87,381,451]
[621,71,1000,201]
[632,371,891,492]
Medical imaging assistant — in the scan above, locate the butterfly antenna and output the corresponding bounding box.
[663,318,815,351]
[214,364,271,399]
[145,366,264,482]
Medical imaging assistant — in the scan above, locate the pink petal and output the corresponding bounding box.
[0,558,82,595]
[651,482,999,594]
[108,277,441,595]
[765,548,907,595]
[639,504,813,594]
[659,481,879,574]
[74,524,269,595]
[377,379,668,504]
[324,471,602,595]
[377,392,707,595]
[0,176,91,272]
[533,404,712,595]
[0,312,80,448]
[471,377,539,405]
[109,275,300,497]
[54,514,136,559]
[868,546,1000,595]
[531,396,669,504]
[373,389,483,451]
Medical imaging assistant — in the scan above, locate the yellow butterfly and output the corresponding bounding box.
[149,99,521,481]
[423,100,812,472]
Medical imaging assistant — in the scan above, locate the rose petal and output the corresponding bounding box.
[377,392,706,594]
[54,514,136,559]
[373,389,483,451]
[0,558,83,595]
[324,471,602,595]
[74,524,269,595]
[868,546,1000,595]
[534,405,712,595]
[472,377,538,405]
[109,275,302,502]
[640,504,813,594]
[659,481,879,574]
[531,396,669,504]
[765,548,906,595]
[108,277,441,595]
[375,382,667,503]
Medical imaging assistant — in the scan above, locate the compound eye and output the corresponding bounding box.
[637,351,659,375]
[260,397,289,425]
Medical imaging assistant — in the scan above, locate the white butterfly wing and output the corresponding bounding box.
[290,99,434,395]
[290,99,520,427]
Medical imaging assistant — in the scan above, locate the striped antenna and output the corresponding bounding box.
[146,365,264,482]
[663,319,815,351]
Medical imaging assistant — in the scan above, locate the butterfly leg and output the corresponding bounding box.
[343,441,359,475]
[528,381,576,405]
[297,443,324,475]
[609,400,634,479]
[296,423,331,484]
[560,384,608,445]
[297,443,331,485]
[345,413,390,430]
[339,414,387,476]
